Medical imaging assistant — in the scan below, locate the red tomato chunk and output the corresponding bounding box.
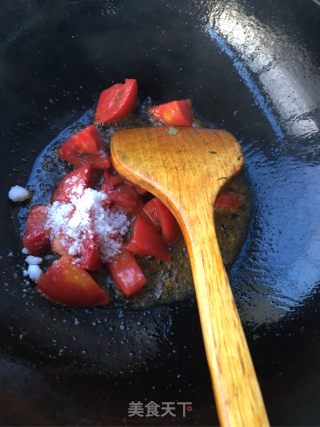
[51,218,102,272]
[80,228,102,271]
[37,255,109,307]
[100,169,124,191]
[143,198,180,244]
[95,79,138,124]
[149,99,193,127]
[100,170,143,214]
[125,214,170,262]
[58,125,109,169]
[51,164,95,203]
[23,205,50,254]
[106,250,147,297]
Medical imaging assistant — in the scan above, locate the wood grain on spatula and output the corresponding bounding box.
[111,127,269,427]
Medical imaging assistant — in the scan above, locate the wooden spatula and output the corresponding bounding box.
[111,127,269,427]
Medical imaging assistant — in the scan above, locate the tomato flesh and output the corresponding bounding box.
[109,184,143,213]
[23,205,50,254]
[51,232,72,256]
[51,164,95,203]
[125,215,170,261]
[215,191,243,211]
[143,198,180,244]
[106,250,147,297]
[58,125,109,169]
[95,79,138,124]
[36,255,109,307]
[51,225,102,272]
[100,171,143,214]
[100,169,124,193]
[80,229,102,271]
[149,99,193,126]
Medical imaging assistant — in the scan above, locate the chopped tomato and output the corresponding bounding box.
[52,226,102,272]
[95,79,138,124]
[58,125,109,169]
[80,228,102,271]
[101,169,147,197]
[100,169,124,192]
[109,184,143,213]
[149,99,193,126]
[215,191,243,211]
[51,232,72,256]
[23,205,50,254]
[51,207,74,256]
[100,171,143,214]
[106,250,147,297]
[125,215,170,261]
[143,198,180,244]
[51,164,95,203]
[36,255,109,307]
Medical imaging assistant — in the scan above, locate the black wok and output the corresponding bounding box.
[1,0,320,425]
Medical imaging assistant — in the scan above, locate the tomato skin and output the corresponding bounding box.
[58,125,109,169]
[106,250,147,297]
[80,229,102,271]
[149,99,193,126]
[143,198,180,244]
[51,232,72,256]
[36,255,109,307]
[51,227,102,272]
[215,191,243,211]
[51,164,95,203]
[94,79,138,124]
[23,205,50,254]
[125,215,170,261]
[100,169,124,192]
[100,170,143,214]
[109,185,143,213]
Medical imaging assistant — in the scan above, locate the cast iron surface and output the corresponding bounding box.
[1,0,320,425]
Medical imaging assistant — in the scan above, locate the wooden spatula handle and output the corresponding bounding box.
[180,203,269,427]
[110,127,269,426]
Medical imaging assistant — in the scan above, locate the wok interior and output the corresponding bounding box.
[1,0,320,425]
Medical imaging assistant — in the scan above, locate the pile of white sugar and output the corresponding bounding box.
[22,252,43,283]
[46,187,129,261]
[8,185,31,202]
